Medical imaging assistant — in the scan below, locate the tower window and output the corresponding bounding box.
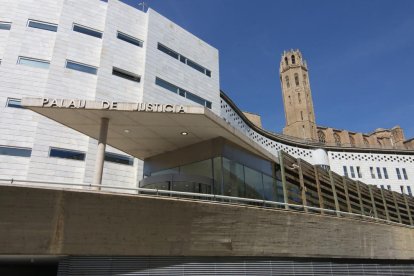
[284,56,288,65]
[291,55,296,64]
[294,73,299,86]
[300,111,303,120]
[303,73,307,85]
[288,95,291,105]
[298,93,301,103]
[285,76,290,88]
[317,130,325,143]
[333,133,341,146]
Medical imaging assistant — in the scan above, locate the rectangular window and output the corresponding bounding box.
[350,166,355,178]
[18,56,50,69]
[0,146,31,157]
[117,31,143,47]
[380,185,385,190]
[0,22,11,30]
[376,167,382,179]
[66,60,97,75]
[396,168,401,180]
[383,167,388,179]
[6,98,23,109]
[387,185,391,191]
[343,166,348,177]
[407,186,413,196]
[73,23,102,38]
[356,166,362,178]
[112,67,140,83]
[400,186,404,194]
[105,152,134,166]
[370,167,375,179]
[157,43,211,77]
[27,19,57,32]
[155,77,212,108]
[49,147,85,161]
[402,168,408,180]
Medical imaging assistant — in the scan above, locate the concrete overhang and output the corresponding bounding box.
[22,98,276,161]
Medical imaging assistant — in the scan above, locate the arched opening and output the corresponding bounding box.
[318,130,326,143]
[298,93,301,103]
[334,133,341,146]
[294,73,299,86]
[285,76,290,88]
[284,56,288,65]
[291,55,296,64]
[303,73,307,85]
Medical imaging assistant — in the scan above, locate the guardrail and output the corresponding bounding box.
[0,178,412,229]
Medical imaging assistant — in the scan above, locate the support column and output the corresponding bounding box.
[342,177,352,213]
[355,181,364,215]
[403,194,414,226]
[391,192,402,224]
[328,170,340,217]
[368,185,378,219]
[380,188,390,221]
[313,165,324,214]
[278,151,289,210]
[92,117,109,189]
[297,159,307,212]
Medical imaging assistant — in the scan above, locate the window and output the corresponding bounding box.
[112,67,140,82]
[285,76,290,88]
[300,111,303,120]
[105,152,134,166]
[27,19,57,32]
[343,166,348,177]
[18,56,50,69]
[376,167,382,179]
[6,98,23,109]
[0,22,11,30]
[298,93,301,103]
[288,95,291,105]
[117,31,143,47]
[383,168,388,179]
[356,166,362,178]
[370,167,375,179]
[408,186,413,196]
[318,130,326,143]
[400,186,405,194]
[294,73,299,86]
[303,73,307,85]
[387,185,391,190]
[402,168,408,180]
[65,60,97,75]
[73,23,102,38]
[396,168,401,180]
[284,57,288,65]
[155,77,212,108]
[0,146,31,157]
[380,185,385,190]
[49,147,85,161]
[291,55,296,64]
[334,133,341,146]
[350,166,355,178]
[157,43,211,77]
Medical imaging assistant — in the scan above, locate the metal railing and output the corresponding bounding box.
[0,178,412,229]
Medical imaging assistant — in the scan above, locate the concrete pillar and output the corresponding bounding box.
[278,151,289,210]
[92,118,109,188]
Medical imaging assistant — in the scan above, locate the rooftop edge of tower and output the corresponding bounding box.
[280,49,308,74]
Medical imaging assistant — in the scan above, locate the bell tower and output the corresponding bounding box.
[279,49,317,140]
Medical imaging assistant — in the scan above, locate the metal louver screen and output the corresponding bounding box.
[58,256,414,275]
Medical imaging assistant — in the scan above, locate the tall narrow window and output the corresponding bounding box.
[285,76,290,88]
[396,168,401,180]
[407,186,413,196]
[370,167,376,179]
[294,73,299,86]
[298,93,301,103]
[303,73,307,85]
[376,167,382,179]
[291,55,296,64]
[318,130,326,143]
[356,166,362,178]
[350,166,355,178]
[383,168,388,179]
[300,111,303,120]
[288,95,291,105]
[387,185,391,191]
[402,168,408,180]
[284,56,288,65]
[343,166,348,177]
[333,133,341,146]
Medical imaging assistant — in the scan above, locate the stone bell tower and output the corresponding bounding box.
[279,49,317,140]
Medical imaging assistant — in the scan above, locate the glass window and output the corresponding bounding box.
[263,174,283,202]
[244,166,264,199]
[206,70,211,77]
[0,22,11,30]
[356,166,362,178]
[49,147,85,161]
[117,31,143,47]
[407,186,412,196]
[105,152,134,166]
[343,166,348,177]
[18,56,50,69]
[186,59,205,74]
[186,91,206,106]
[180,159,213,179]
[72,23,102,38]
[155,77,178,93]
[396,168,401,180]
[222,158,245,197]
[27,19,57,32]
[112,67,140,82]
[387,185,391,191]
[370,167,375,179]
[151,167,179,176]
[6,98,23,109]
[66,60,97,75]
[402,168,408,180]
[157,43,179,59]
[383,168,388,179]
[376,167,382,179]
[213,157,222,195]
[0,146,31,157]
[350,166,355,178]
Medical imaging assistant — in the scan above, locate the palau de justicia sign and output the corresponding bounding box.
[41,98,187,113]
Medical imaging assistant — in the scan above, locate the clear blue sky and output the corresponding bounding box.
[122,0,414,138]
